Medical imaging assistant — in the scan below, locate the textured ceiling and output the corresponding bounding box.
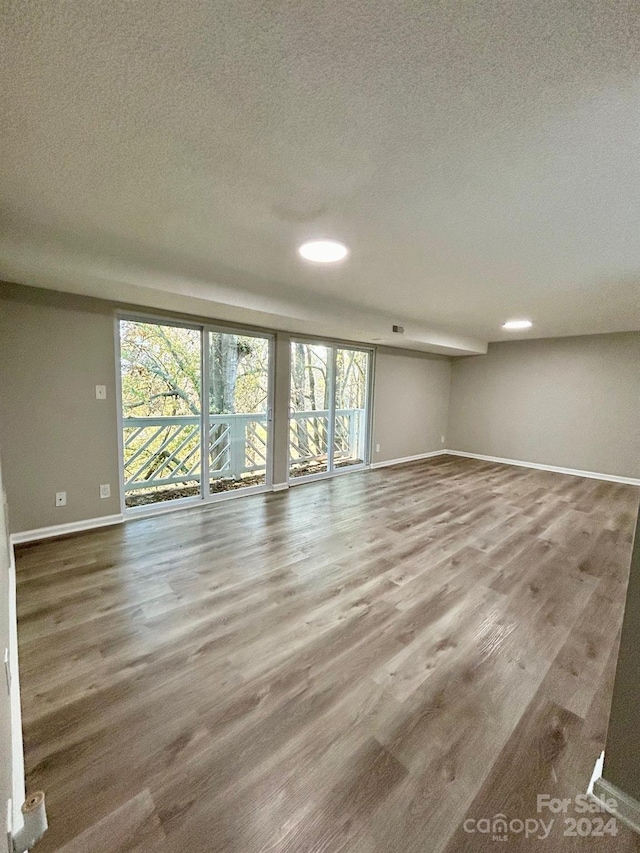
[1,1,640,351]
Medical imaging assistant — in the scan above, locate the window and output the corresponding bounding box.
[119,318,273,509]
[288,342,372,480]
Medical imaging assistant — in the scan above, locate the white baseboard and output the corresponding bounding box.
[10,513,124,545]
[10,484,311,540]
[587,751,605,797]
[7,538,25,839]
[9,451,637,547]
[370,450,448,470]
[588,756,640,836]
[445,450,640,486]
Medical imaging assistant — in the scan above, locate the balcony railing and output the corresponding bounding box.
[122,408,365,495]
[289,409,366,469]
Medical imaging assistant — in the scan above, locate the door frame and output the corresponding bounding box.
[287,338,375,486]
[116,312,275,516]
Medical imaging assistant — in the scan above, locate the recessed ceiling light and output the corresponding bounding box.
[298,239,349,263]
[502,319,533,330]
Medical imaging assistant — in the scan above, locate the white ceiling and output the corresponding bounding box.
[2,1,640,354]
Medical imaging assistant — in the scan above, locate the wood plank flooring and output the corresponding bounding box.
[15,455,640,852]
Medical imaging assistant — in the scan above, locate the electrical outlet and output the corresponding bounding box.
[95,385,107,400]
[441,435,445,444]
[375,443,380,453]
[55,492,66,507]
[99,484,111,499]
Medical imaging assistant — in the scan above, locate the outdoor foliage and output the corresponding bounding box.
[118,322,369,502]
[120,321,271,502]
[290,344,368,411]
[289,343,368,470]
[120,321,270,416]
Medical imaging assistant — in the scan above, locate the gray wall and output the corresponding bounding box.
[1,281,638,536]
[373,348,450,463]
[2,280,640,812]
[0,284,452,531]
[0,454,13,838]
[0,285,121,532]
[448,334,640,479]
[604,513,640,801]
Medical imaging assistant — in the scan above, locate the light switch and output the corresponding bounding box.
[95,385,107,399]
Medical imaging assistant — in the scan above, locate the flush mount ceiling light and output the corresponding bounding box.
[502,319,533,330]
[298,239,349,263]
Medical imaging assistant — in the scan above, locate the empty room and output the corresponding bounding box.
[1,2,640,852]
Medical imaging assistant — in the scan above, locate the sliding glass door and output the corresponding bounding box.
[119,318,272,509]
[288,341,371,480]
[120,319,203,507]
[207,331,271,494]
[289,343,331,477]
[333,347,370,470]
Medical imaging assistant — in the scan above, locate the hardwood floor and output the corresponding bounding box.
[15,455,640,852]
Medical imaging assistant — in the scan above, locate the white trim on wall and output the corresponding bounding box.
[9,448,638,546]
[113,316,126,517]
[7,533,25,838]
[370,449,448,469]
[445,450,640,486]
[588,755,640,836]
[10,513,124,545]
[11,484,297,541]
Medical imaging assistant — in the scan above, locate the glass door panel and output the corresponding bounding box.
[289,343,331,478]
[334,348,369,469]
[289,342,371,480]
[208,331,271,494]
[120,320,202,508]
